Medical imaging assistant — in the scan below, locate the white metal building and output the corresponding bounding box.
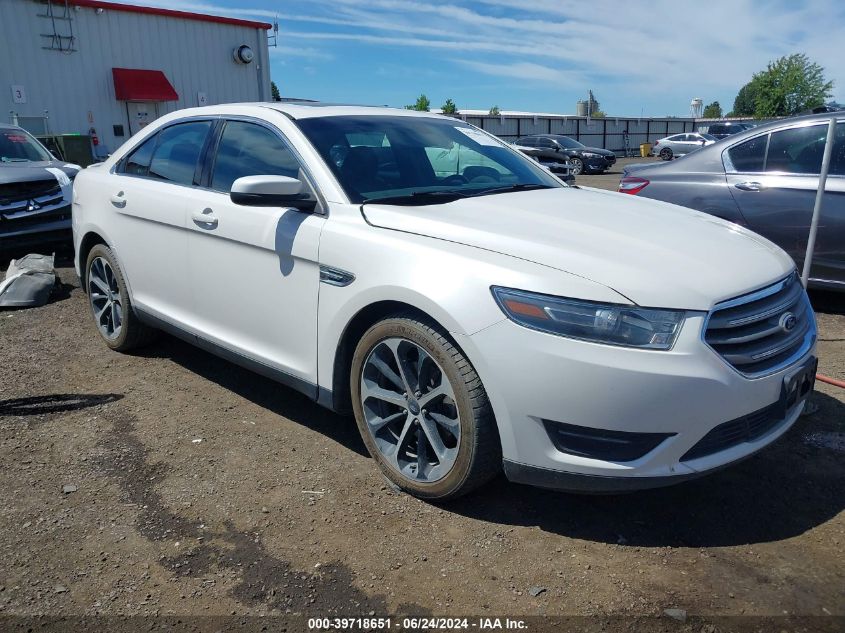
[1,0,271,156]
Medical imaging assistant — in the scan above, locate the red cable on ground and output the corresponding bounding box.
[817,373,845,389]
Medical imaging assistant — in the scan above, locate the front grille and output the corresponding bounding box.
[0,178,61,205]
[0,206,70,232]
[704,273,815,376]
[681,401,783,461]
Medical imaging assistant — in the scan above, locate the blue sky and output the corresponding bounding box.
[124,0,842,116]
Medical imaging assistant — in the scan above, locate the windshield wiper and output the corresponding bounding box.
[362,190,469,206]
[465,183,556,197]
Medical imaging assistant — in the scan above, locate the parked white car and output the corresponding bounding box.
[651,132,717,160]
[72,103,817,499]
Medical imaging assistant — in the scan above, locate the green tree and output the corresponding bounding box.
[590,110,606,118]
[702,100,723,118]
[270,81,281,102]
[488,105,500,115]
[730,82,758,116]
[441,98,458,115]
[405,94,431,111]
[732,54,833,117]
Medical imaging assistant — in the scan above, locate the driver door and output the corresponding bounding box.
[185,119,326,392]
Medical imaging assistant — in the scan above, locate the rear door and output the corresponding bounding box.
[108,119,213,324]
[185,118,326,389]
[725,120,845,283]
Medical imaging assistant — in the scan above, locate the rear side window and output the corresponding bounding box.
[123,136,156,176]
[147,121,212,186]
[765,124,827,174]
[211,121,302,193]
[727,135,767,172]
[516,137,536,147]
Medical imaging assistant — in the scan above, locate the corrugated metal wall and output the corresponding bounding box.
[464,114,697,154]
[1,0,270,154]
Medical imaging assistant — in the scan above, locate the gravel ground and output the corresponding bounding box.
[0,171,843,631]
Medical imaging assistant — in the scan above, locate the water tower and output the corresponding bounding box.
[690,98,703,118]
[576,100,588,117]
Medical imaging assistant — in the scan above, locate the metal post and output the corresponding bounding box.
[801,116,837,288]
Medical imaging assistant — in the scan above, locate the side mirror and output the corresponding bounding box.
[230,175,316,211]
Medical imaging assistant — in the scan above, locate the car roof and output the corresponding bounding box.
[0,123,25,130]
[259,101,449,120]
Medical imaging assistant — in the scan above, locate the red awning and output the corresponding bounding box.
[112,68,178,101]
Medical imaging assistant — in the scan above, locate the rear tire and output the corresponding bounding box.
[350,314,501,500]
[85,244,157,352]
[659,147,673,161]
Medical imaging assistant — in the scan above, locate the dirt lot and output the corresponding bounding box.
[0,169,843,631]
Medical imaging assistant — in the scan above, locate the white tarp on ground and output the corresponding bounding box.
[0,253,55,308]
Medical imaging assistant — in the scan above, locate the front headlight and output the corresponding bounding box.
[492,287,684,350]
[580,152,600,158]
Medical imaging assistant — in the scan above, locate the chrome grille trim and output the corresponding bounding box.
[703,273,816,378]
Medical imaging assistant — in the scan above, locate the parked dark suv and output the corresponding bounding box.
[515,135,616,175]
[705,122,754,139]
[0,124,79,253]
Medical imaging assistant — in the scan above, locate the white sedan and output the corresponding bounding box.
[652,132,717,160]
[72,103,816,499]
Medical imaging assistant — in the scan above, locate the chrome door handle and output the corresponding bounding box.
[734,181,764,192]
[191,209,218,227]
[110,192,126,207]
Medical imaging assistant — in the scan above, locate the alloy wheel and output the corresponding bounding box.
[360,337,461,483]
[88,256,123,340]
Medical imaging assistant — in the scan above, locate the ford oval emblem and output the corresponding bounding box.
[779,312,797,333]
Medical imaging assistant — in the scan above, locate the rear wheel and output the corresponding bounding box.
[350,315,501,500]
[85,244,157,352]
[659,147,673,161]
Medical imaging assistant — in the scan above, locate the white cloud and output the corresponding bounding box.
[101,0,845,111]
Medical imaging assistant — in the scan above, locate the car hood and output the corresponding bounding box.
[0,160,79,184]
[361,188,794,311]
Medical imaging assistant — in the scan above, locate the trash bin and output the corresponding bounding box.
[640,143,652,157]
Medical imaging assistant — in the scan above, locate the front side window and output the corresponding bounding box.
[726,135,767,172]
[553,136,584,149]
[296,115,561,203]
[0,128,53,163]
[211,121,302,192]
[765,124,827,174]
[123,136,156,176]
[147,121,212,186]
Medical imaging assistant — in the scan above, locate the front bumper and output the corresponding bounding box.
[0,203,72,245]
[583,154,616,171]
[455,313,816,491]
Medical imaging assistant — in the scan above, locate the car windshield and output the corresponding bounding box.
[0,129,52,163]
[553,136,585,149]
[296,115,562,204]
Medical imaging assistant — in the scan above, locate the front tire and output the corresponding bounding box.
[350,315,501,500]
[569,157,584,176]
[85,244,157,352]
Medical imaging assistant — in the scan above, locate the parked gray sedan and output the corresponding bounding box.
[620,113,845,290]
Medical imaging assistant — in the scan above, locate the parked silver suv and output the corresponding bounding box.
[0,124,79,252]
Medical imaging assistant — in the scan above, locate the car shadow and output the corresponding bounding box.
[137,332,842,548]
[134,334,368,458]
[446,390,844,548]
